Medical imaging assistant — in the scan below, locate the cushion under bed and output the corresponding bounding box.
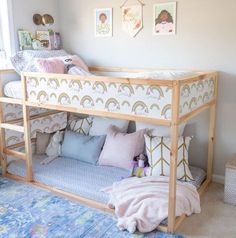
[7,155,206,204]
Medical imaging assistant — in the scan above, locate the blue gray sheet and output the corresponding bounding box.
[7,155,206,204]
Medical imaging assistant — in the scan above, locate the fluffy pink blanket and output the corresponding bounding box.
[102,176,201,233]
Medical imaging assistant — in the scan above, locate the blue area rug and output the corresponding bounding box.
[0,177,184,238]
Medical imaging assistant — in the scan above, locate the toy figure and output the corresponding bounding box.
[131,154,149,178]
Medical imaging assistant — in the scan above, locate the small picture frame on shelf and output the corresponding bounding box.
[49,32,62,50]
[36,30,51,49]
[94,8,113,37]
[18,30,32,50]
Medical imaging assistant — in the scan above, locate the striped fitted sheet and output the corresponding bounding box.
[7,155,206,204]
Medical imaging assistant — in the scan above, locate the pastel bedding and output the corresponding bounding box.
[102,176,201,233]
[7,155,206,204]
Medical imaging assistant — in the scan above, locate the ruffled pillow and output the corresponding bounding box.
[34,57,65,74]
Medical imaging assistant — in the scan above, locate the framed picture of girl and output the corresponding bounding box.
[95,8,113,37]
[153,2,177,35]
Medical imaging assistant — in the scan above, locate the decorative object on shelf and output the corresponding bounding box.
[95,8,113,37]
[33,14,54,26]
[33,14,42,25]
[18,30,32,50]
[121,0,144,37]
[32,39,42,50]
[42,14,54,26]
[49,31,61,50]
[153,2,177,35]
[36,31,51,49]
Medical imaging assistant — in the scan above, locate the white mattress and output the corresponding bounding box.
[4,80,22,99]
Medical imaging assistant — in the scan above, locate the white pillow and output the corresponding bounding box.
[89,117,129,136]
[136,122,186,137]
[145,135,194,182]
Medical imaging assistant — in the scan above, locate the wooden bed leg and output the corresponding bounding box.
[207,74,218,182]
[207,103,217,181]
[22,75,33,182]
[0,73,7,176]
[168,81,180,233]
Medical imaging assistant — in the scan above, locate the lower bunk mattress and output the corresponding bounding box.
[7,155,206,204]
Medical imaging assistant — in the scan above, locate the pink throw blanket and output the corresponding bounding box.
[102,176,201,233]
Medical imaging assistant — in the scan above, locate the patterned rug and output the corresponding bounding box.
[0,177,184,238]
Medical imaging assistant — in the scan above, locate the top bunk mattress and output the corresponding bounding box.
[7,155,206,204]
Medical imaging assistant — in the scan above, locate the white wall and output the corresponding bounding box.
[58,0,236,177]
[11,0,60,51]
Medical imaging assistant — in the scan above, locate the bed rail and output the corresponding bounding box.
[22,70,217,126]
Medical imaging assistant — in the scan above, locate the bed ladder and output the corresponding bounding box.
[0,76,33,182]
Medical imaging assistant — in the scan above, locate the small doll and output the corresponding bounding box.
[130,154,149,178]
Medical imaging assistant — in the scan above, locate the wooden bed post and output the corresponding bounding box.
[207,74,218,181]
[0,73,7,176]
[168,80,180,233]
[21,74,33,182]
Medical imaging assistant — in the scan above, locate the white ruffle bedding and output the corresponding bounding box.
[4,80,22,99]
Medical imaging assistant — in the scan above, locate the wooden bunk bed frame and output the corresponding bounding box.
[0,67,218,233]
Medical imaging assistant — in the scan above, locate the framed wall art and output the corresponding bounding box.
[18,30,32,50]
[153,2,177,35]
[122,4,143,37]
[95,8,113,37]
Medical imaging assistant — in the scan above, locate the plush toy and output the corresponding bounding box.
[130,154,149,178]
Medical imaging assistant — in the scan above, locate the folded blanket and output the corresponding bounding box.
[102,176,201,233]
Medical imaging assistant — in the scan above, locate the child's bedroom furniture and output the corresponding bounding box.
[224,157,236,205]
[0,66,218,233]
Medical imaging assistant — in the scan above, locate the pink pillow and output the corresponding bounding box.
[71,55,89,72]
[35,58,65,74]
[99,126,146,170]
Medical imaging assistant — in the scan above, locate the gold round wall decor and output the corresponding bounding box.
[42,14,54,26]
[33,14,42,25]
[33,14,54,26]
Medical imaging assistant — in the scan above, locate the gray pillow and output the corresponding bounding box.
[36,132,52,155]
[61,130,106,165]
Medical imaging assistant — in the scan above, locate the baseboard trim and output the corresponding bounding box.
[212,174,225,185]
